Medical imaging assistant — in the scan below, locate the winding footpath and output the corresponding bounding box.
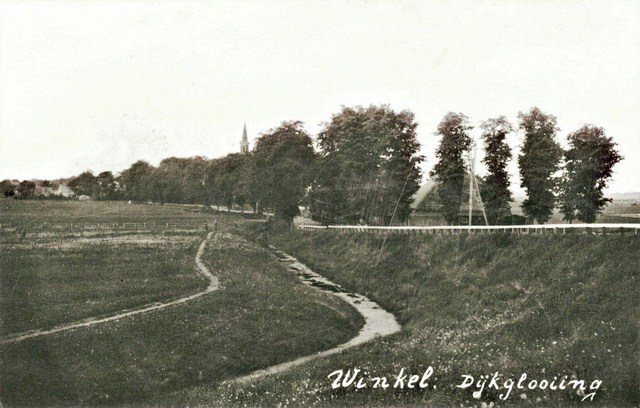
[1,231,401,388]
[232,247,401,384]
[1,232,219,345]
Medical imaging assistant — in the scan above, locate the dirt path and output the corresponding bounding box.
[0,232,219,345]
[2,232,401,387]
[232,247,401,384]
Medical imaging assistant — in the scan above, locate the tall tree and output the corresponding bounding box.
[480,116,513,224]
[251,121,315,224]
[96,171,117,200]
[517,107,563,224]
[68,171,98,197]
[118,161,155,202]
[558,125,622,223]
[227,153,252,212]
[205,158,224,209]
[430,112,472,225]
[212,153,247,211]
[312,105,423,225]
[155,157,188,204]
[181,157,209,205]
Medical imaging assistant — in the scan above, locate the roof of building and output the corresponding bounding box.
[410,175,487,213]
[409,179,438,209]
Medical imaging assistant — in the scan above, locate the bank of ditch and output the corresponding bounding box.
[0,229,364,407]
[181,227,638,407]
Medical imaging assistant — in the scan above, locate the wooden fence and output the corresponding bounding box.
[298,223,640,235]
[0,222,209,232]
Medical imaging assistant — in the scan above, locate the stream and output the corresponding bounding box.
[232,246,401,384]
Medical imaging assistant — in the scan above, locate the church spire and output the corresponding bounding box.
[241,123,249,154]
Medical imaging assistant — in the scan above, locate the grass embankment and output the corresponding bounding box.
[0,202,363,406]
[183,227,638,407]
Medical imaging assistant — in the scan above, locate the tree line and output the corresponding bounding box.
[2,105,622,225]
[431,108,622,225]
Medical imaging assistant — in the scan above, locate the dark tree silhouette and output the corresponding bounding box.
[518,108,563,224]
[430,112,472,225]
[480,116,513,224]
[96,171,117,200]
[17,180,36,199]
[559,125,622,223]
[251,121,315,224]
[1,180,16,197]
[313,105,422,225]
[68,171,98,197]
[119,161,155,202]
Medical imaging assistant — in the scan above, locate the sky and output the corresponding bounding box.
[1,0,639,194]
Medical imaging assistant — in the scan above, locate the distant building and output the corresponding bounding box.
[241,123,249,154]
[36,182,74,198]
[2,179,75,198]
[408,180,446,226]
[409,175,497,226]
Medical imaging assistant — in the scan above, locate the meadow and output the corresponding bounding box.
[1,200,638,407]
[0,199,219,225]
[1,230,207,335]
[0,200,363,406]
[171,225,639,407]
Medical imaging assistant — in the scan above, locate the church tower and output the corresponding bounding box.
[241,123,249,154]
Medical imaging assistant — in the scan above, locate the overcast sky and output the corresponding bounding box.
[1,0,638,193]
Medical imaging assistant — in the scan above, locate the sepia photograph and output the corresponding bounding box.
[0,1,638,407]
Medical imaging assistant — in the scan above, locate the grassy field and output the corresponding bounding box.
[507,197,640,224]
[1,231,207,335]
[0,199,217,225]
[0,200,363,406]
[0,199,245,334]
[171,226,639,407]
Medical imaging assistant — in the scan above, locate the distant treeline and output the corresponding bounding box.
[1,106,622,225]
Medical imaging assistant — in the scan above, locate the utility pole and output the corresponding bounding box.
[468,144,474,226]
[467,141,489,226]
